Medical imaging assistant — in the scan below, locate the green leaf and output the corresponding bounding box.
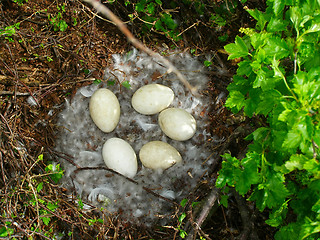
[248,127,270,142]
[155,0,162,5]
[300,218,320,239]
[192,201,200,208]
[0,226,14,237]
[78,198,84,209]
[58,20,68,32]
[47,201,58,211]
[224,36,249,60]
[272,57,285,79]
[179,212,186,222]
[121,80,131,89]
[275,222,300,240]
[93,79,101,85]
[244,88,261,117]
[253,69,266,88]
[256,90,281,115]
[161,13,176,30]
[179,229,187,238]
[249,171,289,211]
[45,163,64,183]
[235,154,260,195]
[273,0,285,16]
[225,90,245,112]
[154,19,164,31]
[282,130,301,149]
[303,158,320,173]
[246,8,267,30]
[220,194,229,208]
[304,22,320,35]
[41,216,51,226]
[216,154,239,188]
[180,199,188,207]
[263,37,290,60]
[135,0,146,12]
[297,115,313,140]
[36,182,43,192]
[312,199,320,214]
[204,60,212,67]
[107,80,115,86]
[267,17,288,32]
[38,154,44,161]
[285,154,306,171]
[147,2,155,15]
[266,201,289,227]
[3,26,16,35]
[237,60,252,76]
[250,31,271,49]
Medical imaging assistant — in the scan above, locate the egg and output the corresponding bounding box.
[131,84,174,115]
[102,138,137,178]
[158,108,196,141]
[89,88,120,132]
[139,141,182,170]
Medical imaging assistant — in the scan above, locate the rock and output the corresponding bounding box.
[89,88,120,132]
[102,138,137,178]
[158,108,196,141]
[139,141,182,170]
[131,84,174,115]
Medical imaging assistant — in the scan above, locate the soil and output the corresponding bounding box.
[0,0,276,239]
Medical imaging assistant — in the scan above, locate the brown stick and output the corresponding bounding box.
[74,166,179,206]
[83,0,198,96]
[186,187,220,240]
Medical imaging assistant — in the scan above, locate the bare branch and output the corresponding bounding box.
[83,0,198,96]
[186,187,220,240]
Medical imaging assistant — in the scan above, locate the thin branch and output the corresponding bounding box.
[186,187,220,240]
[74,166,179,206]
[83,0,198,96]
[0,91,30,96]
[195,187,220,228]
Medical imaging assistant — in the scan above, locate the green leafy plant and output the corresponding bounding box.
[177,199,188,239]
[0,22,20,42]
[216,0,320,239]
[0,222,14,237]
[124,0,182,41]
[48,3,68,32]
[45,162,64,184]
[0,23,20,36]
[176,199,201,238]
[13,0,28,5]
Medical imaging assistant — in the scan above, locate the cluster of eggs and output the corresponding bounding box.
[55,49,216,225]
[90,84,197,178]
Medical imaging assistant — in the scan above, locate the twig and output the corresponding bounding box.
[74,166,179,206]
[0,91,30,96]
[0,113,14,137]
[195,187,220,228]
[177,21,199,37]
[48,148,81,168]
[83,0,198,96]
[186,187,220,240]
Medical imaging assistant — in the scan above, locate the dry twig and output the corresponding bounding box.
[186,187,220,240]
[73,166,179,206]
